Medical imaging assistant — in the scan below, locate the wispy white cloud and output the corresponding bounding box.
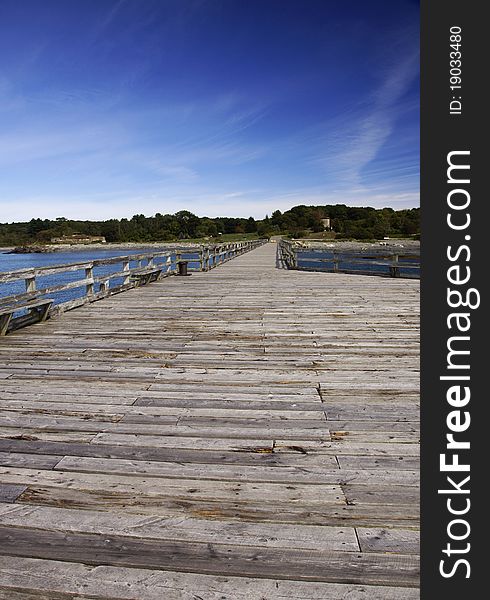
[312,44,419,189]
[93,0,130,36]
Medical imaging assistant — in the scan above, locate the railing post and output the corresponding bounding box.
[25,275,36,294]
[123,260,130,285]
[390,254,400,278]
[333,252,339,273]
[175,252,181,273]
[24,275,37,317]
[85,264,94,296]
[100,279,109,294]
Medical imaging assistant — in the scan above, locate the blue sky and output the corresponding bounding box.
[0,0,419,222]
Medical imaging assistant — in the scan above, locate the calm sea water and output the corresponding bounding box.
[296,250,420,278]
[0,247,201,305]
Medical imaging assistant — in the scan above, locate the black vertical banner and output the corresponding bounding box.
[421,1,485,597]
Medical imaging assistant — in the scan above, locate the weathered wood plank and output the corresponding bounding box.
[0,400,325,420]
[0,452,62,469]
[338,455,419,471]
[0,483,27,502]
[0,526,420,587]
[53,456,418,485]
[0,504,360,551]
[0,438,341,468]
[15,486,419,528]
[0,556,421,599]
[357,527,420,554]
[0,414,330,439]
[0,467,346,504]
[0,428,98,443]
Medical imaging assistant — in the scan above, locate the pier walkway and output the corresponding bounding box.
[0,242,420,599]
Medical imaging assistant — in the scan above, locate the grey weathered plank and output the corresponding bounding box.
[357,527,420,554]
[338,455,420,471]
[0,438,336,468]
[0,556,421,599]
[0,467,346,504]
[53,456,418,485]
[0,400,325,420]
[0,504,360,551]
[15,486,419,528]
[0,526,419,587]
[0,483,27,503]
[0,452,62,470]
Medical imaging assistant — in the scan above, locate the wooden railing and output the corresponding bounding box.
[0,240,266,333]
[278,239,420,278]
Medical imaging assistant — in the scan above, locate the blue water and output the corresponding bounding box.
[0,247,201,306]
[296,250,420,278]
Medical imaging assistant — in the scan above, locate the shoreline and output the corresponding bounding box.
[293,238,420,252]
[1,241,209,254]
[1,238,420,254]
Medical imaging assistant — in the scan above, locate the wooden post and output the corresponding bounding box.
[100,279,109,294]
[24,275,37,317]
[390,254,400,278]
[175,252,181,274]
[85,265,94,296]
[25,276,36,294]
[333,252,339,273]
[0,313,13,336]
[123,260,130,285]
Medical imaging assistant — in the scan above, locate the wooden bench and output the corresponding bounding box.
[129,267,162,287]
[0,298,53,335]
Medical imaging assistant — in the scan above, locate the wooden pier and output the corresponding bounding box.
[0,242,420,599]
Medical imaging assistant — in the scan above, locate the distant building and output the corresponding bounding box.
[50,235,106,244]
[320,218,331,231]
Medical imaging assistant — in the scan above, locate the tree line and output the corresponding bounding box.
[0,204,420,246]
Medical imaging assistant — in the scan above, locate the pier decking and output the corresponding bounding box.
[0,242,420,599]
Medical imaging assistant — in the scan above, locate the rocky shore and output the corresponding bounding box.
[4,241,205,254]
[6,245,57,254]
[294,238,420,252]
